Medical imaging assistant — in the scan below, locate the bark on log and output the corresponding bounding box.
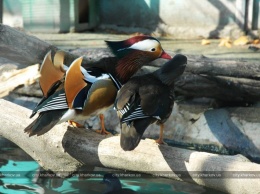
[0,24,259,103]
[1,99,260,193]
[0,24,108,66]
[175,73,260,103]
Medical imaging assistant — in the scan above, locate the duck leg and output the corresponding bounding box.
[155,124,167,145]
[95,114,111,135]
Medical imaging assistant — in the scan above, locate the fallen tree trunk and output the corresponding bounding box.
[0,24,108,66]
[175,72,260,103]
[0,24,260,103]
[1,99,260,193]
[1,23,260,80]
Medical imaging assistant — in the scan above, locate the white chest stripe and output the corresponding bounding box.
[109,73,122,90]
[80,67,110,83]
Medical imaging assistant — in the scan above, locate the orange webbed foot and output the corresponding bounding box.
[155,138,167,145]
[155,124,167,145]
[68,120,84,128]
[95,128,111,135]
[94,114,111,135]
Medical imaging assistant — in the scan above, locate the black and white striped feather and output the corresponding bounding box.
[115,75,174,126]
[31,68,121,116]
[36,89,68,113]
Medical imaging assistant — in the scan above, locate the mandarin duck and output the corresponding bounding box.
[102,173,136,194]
[24,35,172,136]
[114,54,187,151]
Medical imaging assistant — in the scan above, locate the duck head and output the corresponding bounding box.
[106,35,172,83]
[153,54,187,86]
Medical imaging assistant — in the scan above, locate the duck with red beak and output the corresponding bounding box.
[24,35,172,136]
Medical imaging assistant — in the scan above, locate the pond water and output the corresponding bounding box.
[0,139,224,194]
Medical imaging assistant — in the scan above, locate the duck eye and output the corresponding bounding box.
[151,48,156,52]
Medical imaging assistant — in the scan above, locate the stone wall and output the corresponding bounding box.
[99,0,258,38]
[2,0,259,38]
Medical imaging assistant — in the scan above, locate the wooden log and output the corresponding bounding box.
[0,64,39,97]
[1,62,259,104]
[0,24,81,66]
[1,23,259,78]
[0,24,111,66]
[0,25,57,65]
[1,24,260,103]
[175,73,260,103]
[1,99,260,193]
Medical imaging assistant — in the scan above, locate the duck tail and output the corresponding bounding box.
[120,118,154,151]
[24,109,67,137]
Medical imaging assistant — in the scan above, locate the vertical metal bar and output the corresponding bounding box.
[0,0,3,23]
[252,0,260,30]
[89,0,99,29]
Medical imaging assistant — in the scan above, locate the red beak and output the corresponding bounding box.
[160,50,172,59]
